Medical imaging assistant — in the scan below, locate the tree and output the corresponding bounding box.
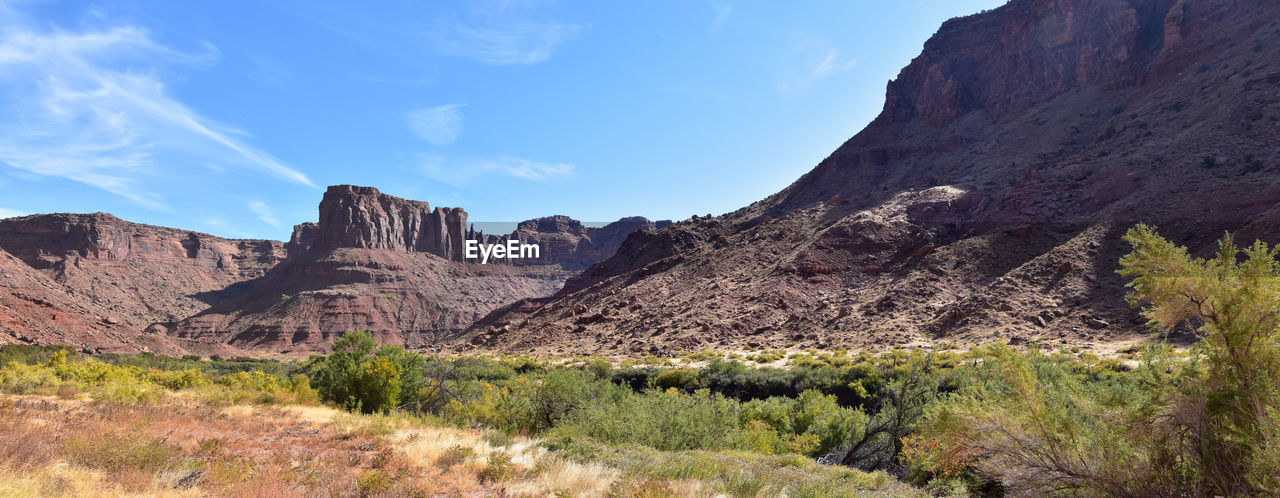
[1119,224,1280,493]
[839,352,942,472]
[907,226,1280,495]
[311,331,401,413]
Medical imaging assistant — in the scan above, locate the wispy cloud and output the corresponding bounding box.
[428,0,584,65]
[779,45,856,94]
[356,72,432,86]
[711,1,732,31]
[247,200,279,227]
[0,207,24,219]
[0,20,316,210]
[246,52,292,89]
[420,154,573,185]
[201,216,253,239]
[407,104,465,145]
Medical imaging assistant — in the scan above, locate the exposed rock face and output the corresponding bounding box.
[165,187,655,353]
[0,246,236,355]
[0,184,663,354]
[309,185,468,260]
[497,215,672,271]
[0,213,285,329]
[167,248,569,352]
[455,0,1280,356]
[286,222,318,259]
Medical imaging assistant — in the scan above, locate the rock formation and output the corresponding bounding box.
[308,185,469,259]
[0,187,664,354]
[162,187,658,353]
[0,213,285,330]
[481,215,672,271]
[455,0,1280,356]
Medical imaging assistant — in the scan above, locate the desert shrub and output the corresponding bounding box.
[0,344,75,366]
[56,383,77,400]
[451,356,518,382]
[701,359,797,400]
[435,445,473,467]
[91,380,165,404]
[64,429,178,475]
[612,366,661,391]
[0,361,60,394]
[651,368,700,391]
[1117,226,1280,493]
[481,429,513,448]
[910,226,1280,495]
[583,356,613,379]
[545,436,912,497]
[376,345,426,411]
[310,331,402,413]
[449,369,615,434]
[355,469,394,496]
[478,451,516,482]
[144,368,208,390]
[558,387,740,451]
[739,390,863,457]
[215,371,317,405]
[836,352,947,472]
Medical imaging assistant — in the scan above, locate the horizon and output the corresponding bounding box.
[0,0,1005,239]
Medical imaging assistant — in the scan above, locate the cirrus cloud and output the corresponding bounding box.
[427,0,584,66]
[419,153,574,186]
[407,104,465,145]
[0,21,316,210]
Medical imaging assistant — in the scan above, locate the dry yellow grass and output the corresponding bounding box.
[1,394,915,496]
[0,396,491,497]
[0,463,200,498]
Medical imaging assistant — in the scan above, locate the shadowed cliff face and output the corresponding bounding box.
[483,215,673,272]
[456,0,1280,357]
[0,213,285,329]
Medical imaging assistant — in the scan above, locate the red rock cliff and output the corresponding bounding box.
[308,185,468,260]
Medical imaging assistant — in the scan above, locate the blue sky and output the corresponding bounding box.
[0,0,1005,240]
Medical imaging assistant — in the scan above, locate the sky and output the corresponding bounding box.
[0,0,1006,240]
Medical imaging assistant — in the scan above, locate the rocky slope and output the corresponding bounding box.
[0,245,242,355]
[455,0,1280,356]
[0,213,285,332]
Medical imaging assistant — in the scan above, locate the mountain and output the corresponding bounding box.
[480,215,673,271]
[0,213,284,354]
[0,187,664,354]
[454,0,1280,356]
[161,185,661,353]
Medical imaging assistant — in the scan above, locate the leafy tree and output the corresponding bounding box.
[838,352,942,471]
[909,226,1280,495]
[1119,224,1280,493]
[311,331,401,413]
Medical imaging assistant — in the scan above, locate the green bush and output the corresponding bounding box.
[448,369,616,435]
[310,331,402,413]
[557,387,740,451]
[0,360,60,394]
[910,226,1280,495]
[739,390,863,457]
